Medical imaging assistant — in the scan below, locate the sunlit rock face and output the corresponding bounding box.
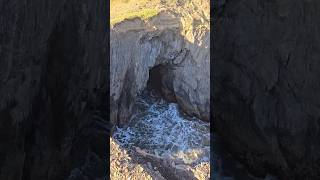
[214,0,320,179]
[110,1,210,125]
[110,137,159,180]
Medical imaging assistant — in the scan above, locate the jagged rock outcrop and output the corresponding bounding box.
[111,137,209,180]
[110,0,210,125]
[214,0,320,179]
[0,0,107,179]
[110,137,170,180]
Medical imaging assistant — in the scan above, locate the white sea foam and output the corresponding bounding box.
[113,95,210,165]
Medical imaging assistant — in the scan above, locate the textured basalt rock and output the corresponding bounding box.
[213,0,320,179]
[0,0,107,179]
[110,1,210,125]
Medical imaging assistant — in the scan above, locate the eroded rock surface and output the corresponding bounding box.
[214,0,320,179]
[110,138,163,180]
[0,1,107,179]
[111,137,210,180]
[110,0,210,125]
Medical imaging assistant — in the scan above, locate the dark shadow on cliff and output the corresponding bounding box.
[0,0,108,179]
[147,64,177,102]
[213,0,320,179]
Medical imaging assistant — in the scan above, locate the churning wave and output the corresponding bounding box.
[113,92,210,165]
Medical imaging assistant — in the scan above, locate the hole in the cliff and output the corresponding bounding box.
[113,64,210,180]
[146,64,176,102]
[147,65,163,94]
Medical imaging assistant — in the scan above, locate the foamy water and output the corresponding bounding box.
[113,93,210,166]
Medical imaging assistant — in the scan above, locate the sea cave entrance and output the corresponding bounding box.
[112,63,210,179]
[146,64,176,102]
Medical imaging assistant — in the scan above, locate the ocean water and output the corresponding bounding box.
[113,92,210,166]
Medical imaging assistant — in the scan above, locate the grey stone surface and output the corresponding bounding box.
[0,0,107,179]
[213,0,320,179]
[110,10,210,125]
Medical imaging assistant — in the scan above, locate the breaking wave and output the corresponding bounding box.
[113,92,210,165]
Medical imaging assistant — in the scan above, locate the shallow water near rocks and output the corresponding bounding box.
[113,91,210,167]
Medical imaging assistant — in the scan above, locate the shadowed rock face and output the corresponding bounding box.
[110,9,210,126]
[213,0,320,179]
[0,0,107,179]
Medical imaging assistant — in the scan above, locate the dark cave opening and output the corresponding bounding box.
[113,65,211,180]
[146,64,176,102]
[147,65,164,95]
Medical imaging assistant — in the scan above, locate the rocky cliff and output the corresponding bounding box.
[214,0,320,179]
[110,0,210,126]
[0,0,107,179]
